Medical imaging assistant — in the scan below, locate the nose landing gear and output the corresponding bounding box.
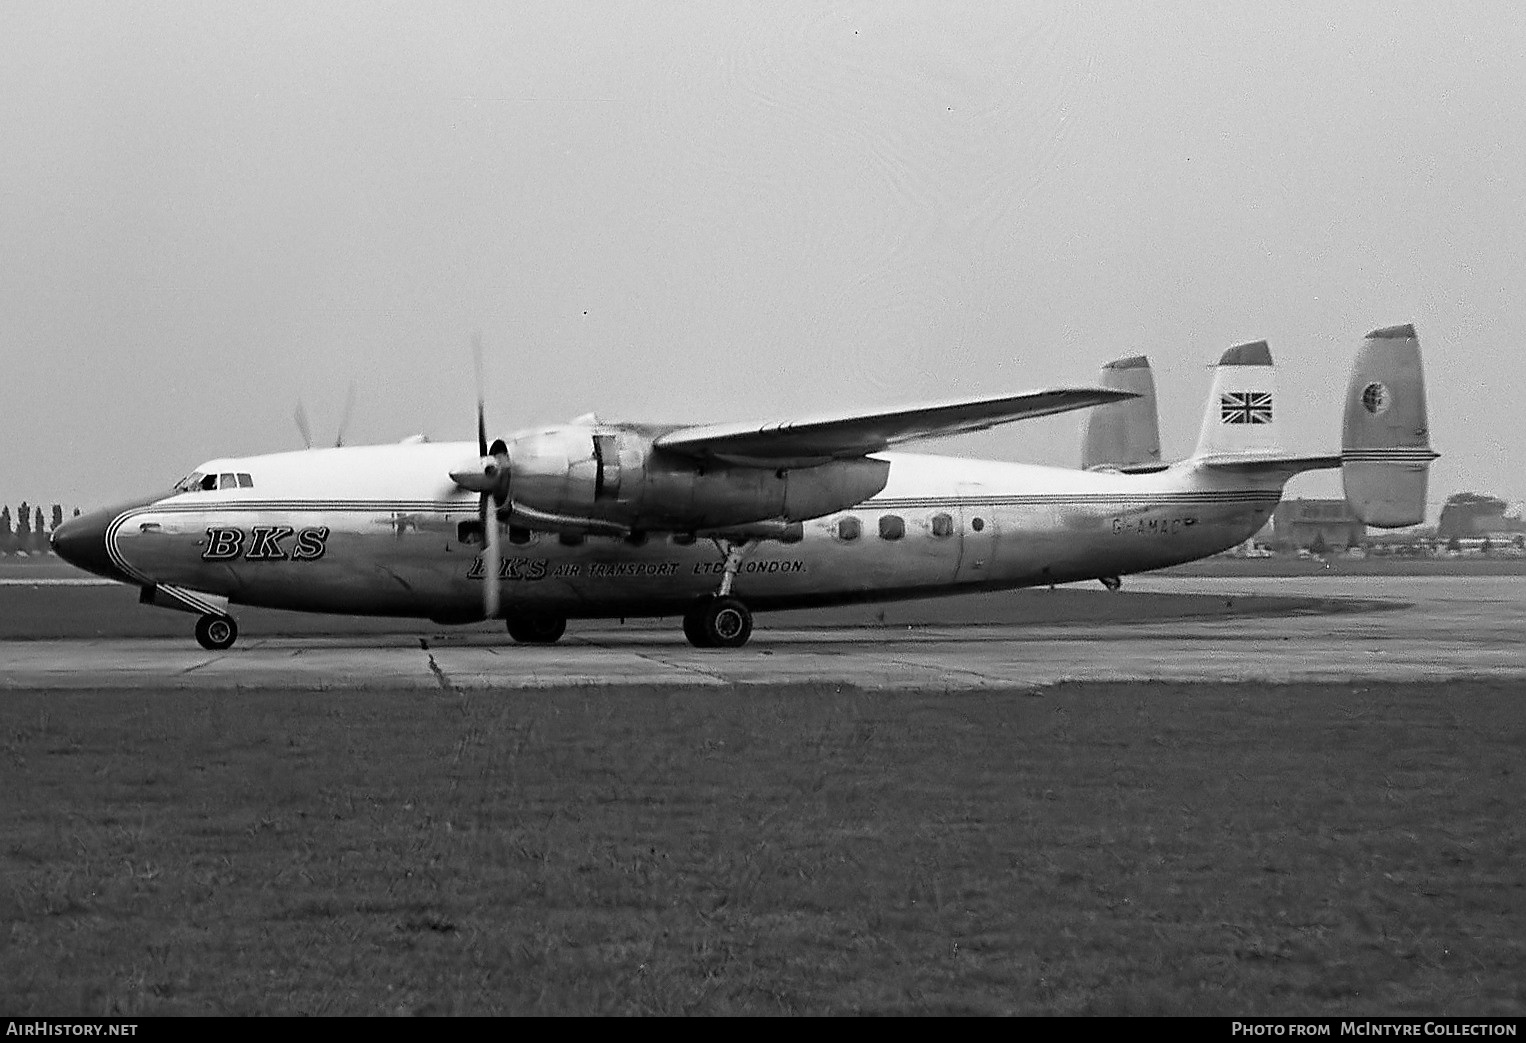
[194,614,238,651]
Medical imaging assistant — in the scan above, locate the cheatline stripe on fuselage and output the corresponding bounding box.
[865,492,1282,509]
[1340,448,1440,461]
[123,491,1283,518]
[159,584,225,617]
[104,511,155,586]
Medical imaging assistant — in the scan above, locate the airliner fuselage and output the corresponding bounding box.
[66,445,1277,620]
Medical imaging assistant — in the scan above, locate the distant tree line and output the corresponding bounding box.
[0,502,79,556]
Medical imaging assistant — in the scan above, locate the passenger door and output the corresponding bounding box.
[955,482,1000,584]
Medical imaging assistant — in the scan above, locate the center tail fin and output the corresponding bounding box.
[1191,340,1281,460]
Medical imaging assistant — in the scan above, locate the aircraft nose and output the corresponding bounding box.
[52,504,138,584]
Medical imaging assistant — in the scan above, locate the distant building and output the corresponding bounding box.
[1437,493,1522,538]
[1272,499,1366,551]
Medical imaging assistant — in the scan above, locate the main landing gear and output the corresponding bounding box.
[683,595,753,649]
[684,538,759,649]
[506,614,567,644]
[194,614,238,651]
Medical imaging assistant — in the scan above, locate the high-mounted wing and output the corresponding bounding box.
[655,387,1137,467]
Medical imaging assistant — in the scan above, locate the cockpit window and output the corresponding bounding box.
[173,471,254,493]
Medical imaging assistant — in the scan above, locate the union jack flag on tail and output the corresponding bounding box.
[1220,391,1272,425]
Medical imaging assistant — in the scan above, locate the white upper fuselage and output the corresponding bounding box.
[89,441,1285,621]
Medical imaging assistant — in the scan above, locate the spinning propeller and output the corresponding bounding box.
[294,385,357,449]
[448,335,512,619]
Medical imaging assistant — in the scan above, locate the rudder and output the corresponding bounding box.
[1342,323,1438,528]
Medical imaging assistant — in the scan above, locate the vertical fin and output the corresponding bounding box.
[1082,355,1162,470]
[1342,324,1438,527]
[1192,340,1280,459]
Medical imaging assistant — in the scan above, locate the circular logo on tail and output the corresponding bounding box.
[1360,381,1390,415]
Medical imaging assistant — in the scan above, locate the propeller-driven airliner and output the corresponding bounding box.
[53,325,1437,650]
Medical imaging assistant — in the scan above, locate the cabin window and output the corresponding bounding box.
[457,520,484,545]
[625,531,648,547]
[779,522,804,544]
[558,532,585,547]
[971,517,986,533]
[878,515,905,541]
[670,532,697,546]
[836,516,861,542]
[930,513,954,538]
[508,526,532,545]
[237,473,254,488]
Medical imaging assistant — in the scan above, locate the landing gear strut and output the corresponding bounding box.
[684,537,760,648]
[195,614,238,651]
[506,614,567,644]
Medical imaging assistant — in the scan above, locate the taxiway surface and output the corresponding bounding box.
[3,576,1521,691]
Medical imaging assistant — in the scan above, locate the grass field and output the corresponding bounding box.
[3,681,1522,1015]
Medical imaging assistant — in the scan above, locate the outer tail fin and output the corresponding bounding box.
[1341,323,1438,528]
[1082,355,1163,471]
[1192,340,1280,459]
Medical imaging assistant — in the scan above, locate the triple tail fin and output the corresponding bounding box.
[1191,325,1439,528]
[1341,323,1438,527]
[1082,355,1164,472]
[1192,340,1281,459]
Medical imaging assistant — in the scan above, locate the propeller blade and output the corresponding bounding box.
[472,332,488,458]
[481,493,501,620]
[334,383,356,448]
[294,401,314,450]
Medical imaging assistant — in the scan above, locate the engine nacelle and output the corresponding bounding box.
[507,424,889,532]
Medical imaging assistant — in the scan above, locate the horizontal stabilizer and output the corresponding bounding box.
[1196,452,1342,475]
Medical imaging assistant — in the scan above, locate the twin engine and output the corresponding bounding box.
[498,425,888,535]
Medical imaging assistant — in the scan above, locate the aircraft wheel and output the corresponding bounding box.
[686,595,752,649]
[682,599,712,648]
[195,614,237,651]
[506,615,566,644]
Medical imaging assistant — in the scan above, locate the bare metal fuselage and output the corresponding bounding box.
[97,445,1281,621]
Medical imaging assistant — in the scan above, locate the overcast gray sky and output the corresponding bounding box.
[3,2,1522,518]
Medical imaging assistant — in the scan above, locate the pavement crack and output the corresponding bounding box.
[419,637,455,691]
[570,635,730,683]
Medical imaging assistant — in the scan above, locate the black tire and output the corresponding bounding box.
[506,615,567,644]
[682,599,712,648]
[689,595,752,649]
[195,614,237,651]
